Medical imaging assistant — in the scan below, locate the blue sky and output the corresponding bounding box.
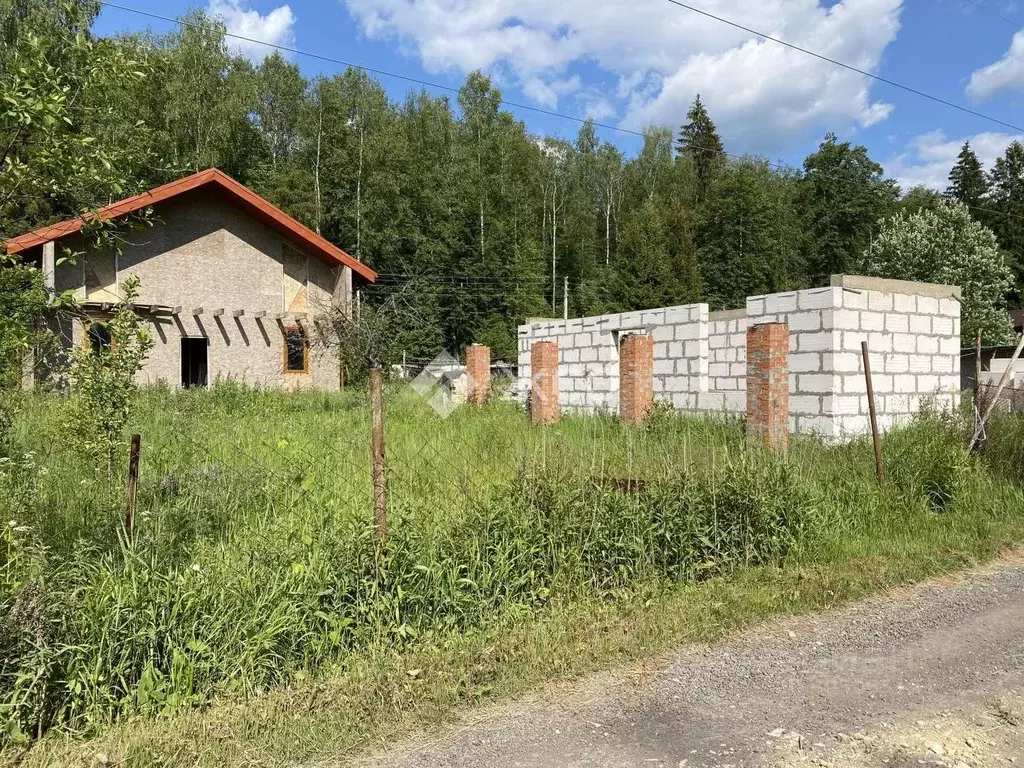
[95,0,1024,191]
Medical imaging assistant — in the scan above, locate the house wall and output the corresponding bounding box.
[55,189,349,390]
[516,276,962,442]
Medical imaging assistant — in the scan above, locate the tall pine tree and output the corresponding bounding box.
[676,94,724,204]
[945,141,988,209]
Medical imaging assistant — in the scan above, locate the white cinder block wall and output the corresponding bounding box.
[517,275,961,441]
[745,276,961,439]
[708,309,749,393]
[516,304,708,412]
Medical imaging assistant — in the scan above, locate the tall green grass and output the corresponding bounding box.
[1,384,1022,749]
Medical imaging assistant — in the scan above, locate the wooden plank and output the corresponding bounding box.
[252,310,266,319]
[275,312,289,320]
[212,308,224,317]
[171,306,183,316]
[292,312,308,321]
[231,309,245,318]
[192,308,204,316]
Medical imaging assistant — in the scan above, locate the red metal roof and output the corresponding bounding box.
[2,168,376,282]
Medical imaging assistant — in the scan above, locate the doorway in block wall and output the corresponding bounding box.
[181,337,209,388]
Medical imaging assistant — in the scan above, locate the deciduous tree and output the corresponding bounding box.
[864,201,1014,344]
[799,133,898,283]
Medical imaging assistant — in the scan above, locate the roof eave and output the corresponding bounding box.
[2,168,376,283]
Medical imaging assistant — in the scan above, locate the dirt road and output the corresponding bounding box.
[357,558,1024,768]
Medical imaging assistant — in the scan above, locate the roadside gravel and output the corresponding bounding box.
[351,557,1024,768]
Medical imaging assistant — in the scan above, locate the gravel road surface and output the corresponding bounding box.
[355,557,1024,768]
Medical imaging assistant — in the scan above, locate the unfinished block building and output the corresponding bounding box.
[517,275,962,441]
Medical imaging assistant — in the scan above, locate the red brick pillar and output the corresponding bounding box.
[466,344,491,407]
[619,333,654,425]
[530,341,560,425]
[746,322,789,453]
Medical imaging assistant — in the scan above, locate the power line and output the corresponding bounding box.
[661,0,1024,133]
[97,1,653,143]
[92,0,1024,227]
[958,0,1020,28]
[373,274,559,283]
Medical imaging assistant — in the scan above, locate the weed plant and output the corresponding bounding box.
[1,384,1023,749]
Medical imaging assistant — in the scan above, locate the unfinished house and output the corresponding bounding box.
[5,169,376,390]
[518,276,963,442]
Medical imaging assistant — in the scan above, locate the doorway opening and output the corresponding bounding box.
[181,337,209,388]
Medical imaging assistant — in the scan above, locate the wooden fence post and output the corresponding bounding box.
[861,342,884,485]
[125,434,141,535]
[369,366,387,542]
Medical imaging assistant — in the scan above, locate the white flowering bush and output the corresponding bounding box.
[864,200,1015,344]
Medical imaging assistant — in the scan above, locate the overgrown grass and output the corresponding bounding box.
[2,384,1024,766]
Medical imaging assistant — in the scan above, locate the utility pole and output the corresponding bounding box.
[314,97,323,234]
[357,122,364,261]
[347,106,364,262]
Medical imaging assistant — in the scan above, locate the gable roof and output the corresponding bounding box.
[2,168,376,283]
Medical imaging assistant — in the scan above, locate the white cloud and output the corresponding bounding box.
[883,130,1024,191]
[208,0,296,61]
[521,75,582,109]
[343,0,903,152]
[582,96,617,123]
[967,29,1024,101]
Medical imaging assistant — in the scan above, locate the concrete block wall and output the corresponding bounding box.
[517,304,707,413]
[708,309,749,393]
[517,275,961,440]
[744,276,961,439]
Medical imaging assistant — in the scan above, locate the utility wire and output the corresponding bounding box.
[93,0,1024,226]
[661,0,1024,133]
[957,0,1020,28]
[97,1,651,143]
[104,0,1024,134]
[373,274,561,283]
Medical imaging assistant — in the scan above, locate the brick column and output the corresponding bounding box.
[465,344,491,407]
[619,333,654,425]
[746,322,789,452]
[530,341,560,425]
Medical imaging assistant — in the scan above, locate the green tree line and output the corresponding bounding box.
[4,3,1024,364]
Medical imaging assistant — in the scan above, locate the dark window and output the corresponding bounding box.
[88,323,111,355]
[284,327,307,373]
[181,337,209,388]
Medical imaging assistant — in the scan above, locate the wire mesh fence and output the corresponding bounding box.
[1,372,920,738]
[87,377,756,557]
